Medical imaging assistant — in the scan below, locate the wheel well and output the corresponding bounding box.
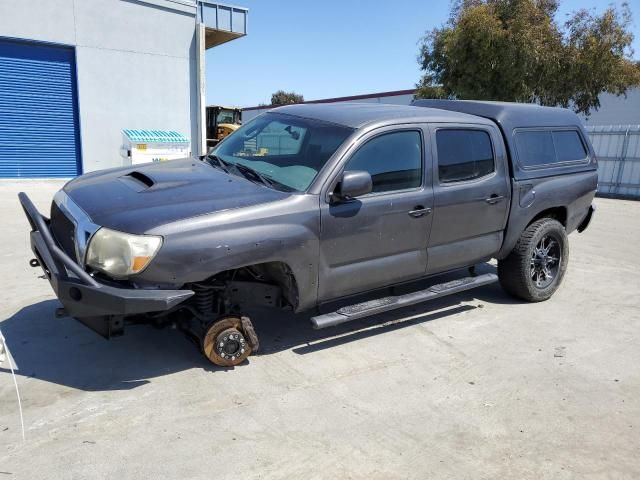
[257,261,299,309]
[213,261,299,310]
[529,207,567,228]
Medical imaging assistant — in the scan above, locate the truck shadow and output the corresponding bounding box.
[253,264,518,356]
[0,264,521,392]
[0,299,205,392]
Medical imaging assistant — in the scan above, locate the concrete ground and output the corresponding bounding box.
[0,180,638,479]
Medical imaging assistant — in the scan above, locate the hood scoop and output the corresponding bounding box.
[64,157,290,234]
[120,171,155,190]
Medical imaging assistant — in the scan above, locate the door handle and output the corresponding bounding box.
[408,207,432,218]
[485,195,505,205]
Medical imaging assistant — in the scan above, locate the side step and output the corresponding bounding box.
[311,273,497,329]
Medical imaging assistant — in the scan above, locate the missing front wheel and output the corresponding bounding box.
[201,316,259,367]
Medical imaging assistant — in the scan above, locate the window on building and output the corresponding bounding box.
[436,129,494,183]
[345,131,422,192]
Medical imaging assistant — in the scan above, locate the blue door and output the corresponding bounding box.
[0,38,81,177]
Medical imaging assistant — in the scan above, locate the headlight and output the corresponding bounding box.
[85,228,162,278]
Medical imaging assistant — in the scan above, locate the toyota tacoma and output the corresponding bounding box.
[19,101,597,366]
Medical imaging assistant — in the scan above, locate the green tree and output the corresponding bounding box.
[271,90,304,106]
[416,0,640,115]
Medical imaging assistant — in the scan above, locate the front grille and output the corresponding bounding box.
[50,201,77,261]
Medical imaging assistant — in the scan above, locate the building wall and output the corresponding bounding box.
[0,0,198,172]
[587,125,640,199]
[580,88,640,126]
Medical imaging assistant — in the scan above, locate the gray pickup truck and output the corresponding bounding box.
[19,101,597,366]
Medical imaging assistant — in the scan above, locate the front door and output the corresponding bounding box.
[318,127,434,301]
[426,124,510,274]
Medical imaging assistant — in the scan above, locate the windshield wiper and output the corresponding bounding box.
[206,154,294,192]
[232,164,296,192]
[231,163,278,188]
[204,153,230,173]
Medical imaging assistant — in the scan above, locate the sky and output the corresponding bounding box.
[205,0,640,108]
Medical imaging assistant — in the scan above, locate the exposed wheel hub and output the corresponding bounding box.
[201,316,257,367]
[217,328,247,360]
[530,234,561,288]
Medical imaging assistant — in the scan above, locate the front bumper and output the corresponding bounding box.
[18,192,194,338]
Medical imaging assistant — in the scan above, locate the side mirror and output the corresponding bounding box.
[334,170,372,200]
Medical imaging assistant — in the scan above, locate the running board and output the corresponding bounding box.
[311,273,497,329]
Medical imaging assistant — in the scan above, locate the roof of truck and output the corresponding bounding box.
[411,99,584,132]
[269,102,494,129]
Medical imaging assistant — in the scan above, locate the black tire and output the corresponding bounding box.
[498,218,569,302]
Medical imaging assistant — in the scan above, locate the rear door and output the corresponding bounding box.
[427,124,510,274]
[318,126,434,301]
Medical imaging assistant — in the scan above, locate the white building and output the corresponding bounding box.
[0,0,248,177]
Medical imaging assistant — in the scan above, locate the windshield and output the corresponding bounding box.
[216,109,237,124]
[212,112,354,192]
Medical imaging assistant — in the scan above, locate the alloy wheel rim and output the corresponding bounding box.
[530,234,561,289]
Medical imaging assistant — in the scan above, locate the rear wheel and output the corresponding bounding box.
[498,218,568,302]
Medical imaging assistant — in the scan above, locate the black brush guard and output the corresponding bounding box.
[18,192,193,338]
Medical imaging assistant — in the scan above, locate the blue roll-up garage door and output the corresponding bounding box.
[0,39,81,177]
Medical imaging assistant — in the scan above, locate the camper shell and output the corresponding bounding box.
[411,99,597,181]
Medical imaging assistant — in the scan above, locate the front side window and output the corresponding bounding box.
[345,131,422,193]
[213,112,353,192]
[436,129,494,183]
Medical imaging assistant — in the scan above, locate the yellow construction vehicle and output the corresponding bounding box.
[206,105,242,148]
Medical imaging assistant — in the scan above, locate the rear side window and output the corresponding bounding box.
[436,129,495,183]
[345,131,422,192]
[553,131,588,162]
[514,130,555,166]
[515,129,587,167]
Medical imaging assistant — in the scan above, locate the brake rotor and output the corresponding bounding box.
[202,316,252,367]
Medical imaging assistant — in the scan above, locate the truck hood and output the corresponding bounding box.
[63,157,290,234]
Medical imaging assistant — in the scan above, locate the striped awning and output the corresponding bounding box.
[123,129,189,144]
